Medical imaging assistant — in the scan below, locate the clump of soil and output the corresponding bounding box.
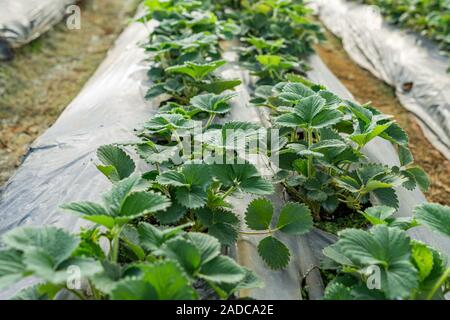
[0,0,140,186]
[315,29,450,206]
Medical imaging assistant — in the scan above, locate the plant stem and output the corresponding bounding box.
[307,128,314,177]
[111,226,122,263]
[221,186,236,200]
[172,130,182,145]
[239,228,279,236]
[67,288,87,300]
[205,113,216,128]
[427,267,450,300]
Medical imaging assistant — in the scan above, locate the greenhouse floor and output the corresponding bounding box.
[316,29,450,206]
[0,0,139,186]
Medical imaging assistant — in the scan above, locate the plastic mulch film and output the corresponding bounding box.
[0,0,77,56]
[307,54,450,258]
[0,13,448,299]
[310,0,450,160]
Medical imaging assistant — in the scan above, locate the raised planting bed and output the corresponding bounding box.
[0,0,448,300]
[311,0,450,160]
[0,0,78,60]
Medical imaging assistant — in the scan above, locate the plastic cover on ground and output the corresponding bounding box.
[310,0,450,160]
[0,10,448,299]
[0,0,77,50]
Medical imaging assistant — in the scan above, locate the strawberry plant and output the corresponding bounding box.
[235,0,324,83]
[322,203,450,300]
[249,80,427,219]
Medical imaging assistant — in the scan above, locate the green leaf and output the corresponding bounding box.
[337,226,418,299]
[60,201,109,220]
[11,285,50,300]
[323,243,356,267]
[90,261,124,294]
[406,166,430,192]
[110,278,158,300]
[411,242,434,281]
[381,122,409,146]
[157,164,211,188]
[163,238,202,275]
[190,92,236,114]
[362,206,396,225]
[210,268,263,299]
[257,236,290,270]
[197,79,241,94]
[62,177,169,227]
[137,222,189,252]
[276,95,343,129]
[199,255,246,284]
[154,201,187,225]
[414,203,450,237]
[157,171,188,187]
[187,232,221,265]
[145,113,196,133]
[212,164,274,195]
[119,191,171,220]
[0,249,26,290]
[139,261,196,299]
[25,255,101,284]
[278,82,315,103]
[146,83,166,99]
[372,188,399,209]
[196,208,239,245]
[175,185,208,209]
[350,122,393,147]
[256,54,281,66]
[166,60,226,81]
[245,198,274,230]
[102,175,145,216]
[135,142,178,164]
[3,227,79,266]
[398,145,414,166]
[276,202,313,235]
[323,282,353,300]
[97,145,135,182]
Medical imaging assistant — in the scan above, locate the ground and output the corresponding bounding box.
[315,29,450,206]
[0,0,139,186]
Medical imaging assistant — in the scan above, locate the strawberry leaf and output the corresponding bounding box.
[257,236,290,270]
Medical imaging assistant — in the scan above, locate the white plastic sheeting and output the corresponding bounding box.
[0,0,77,54]
[0,9,448,299]
[311,0,450,160]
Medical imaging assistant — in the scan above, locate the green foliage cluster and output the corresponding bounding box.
[357,0,449,51]
[354,0,450,71]
[0,0,448,301]
[236,0,324,84]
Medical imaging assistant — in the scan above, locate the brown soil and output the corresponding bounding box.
[0,0,139,186]
[315,29,450,206]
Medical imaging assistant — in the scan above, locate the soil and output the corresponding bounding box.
[0,0,140,186]
[315,29,450,206]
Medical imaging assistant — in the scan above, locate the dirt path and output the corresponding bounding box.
[0,0,139,186]
[315,29,450,206]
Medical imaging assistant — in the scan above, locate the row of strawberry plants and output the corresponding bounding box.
[354,0,449,52]
[0,0,316,300]
[224,0,450,300]
[0,0,448,300]
[352,0,449,72]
